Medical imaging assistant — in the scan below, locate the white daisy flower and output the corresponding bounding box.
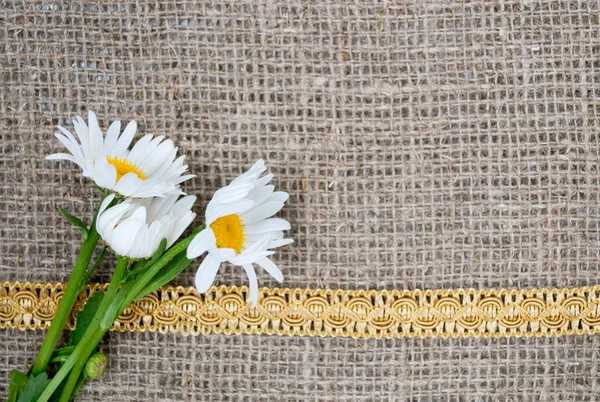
[97,193,196,259]
[46,111,194,198]
[186,159,292,305]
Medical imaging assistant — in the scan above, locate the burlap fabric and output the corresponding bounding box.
[2,0,599,400]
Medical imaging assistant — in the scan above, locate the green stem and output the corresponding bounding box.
[38,234,197,402]
[30,193,114,377]
[30,226,100,376]
[37,324,104,402]
[78,246,107,293]
[57,258,129,402]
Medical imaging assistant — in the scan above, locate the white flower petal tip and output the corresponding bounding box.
[186,228,216,259]
[194,254,221,294]
[188,160,292,303]
[47,111,193,198]
[96,194,196,259]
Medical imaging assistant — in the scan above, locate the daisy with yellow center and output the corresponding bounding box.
[46,111,194,198]
[186,160,292,305]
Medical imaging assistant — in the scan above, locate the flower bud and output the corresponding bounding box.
[85,351,108,379]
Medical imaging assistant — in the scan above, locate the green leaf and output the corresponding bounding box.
[135,250,191,301]
[70,291,104,346]
[52,346,76,358]
[7,370,28,402]
[17,372,51,402]
[57,205,89,240]
[49,345,77,365]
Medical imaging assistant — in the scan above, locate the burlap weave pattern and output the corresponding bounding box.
[2,0,600,400]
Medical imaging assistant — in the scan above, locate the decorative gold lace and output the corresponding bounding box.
[2,282,600,338]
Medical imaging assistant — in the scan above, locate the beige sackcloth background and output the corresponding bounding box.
[2,0,600,400]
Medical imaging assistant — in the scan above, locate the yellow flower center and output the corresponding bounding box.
[106,156,147,182]
[210,214,245,254]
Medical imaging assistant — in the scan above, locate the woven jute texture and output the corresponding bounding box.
[2,0,600,400]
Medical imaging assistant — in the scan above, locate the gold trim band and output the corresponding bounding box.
[2,282,600,339]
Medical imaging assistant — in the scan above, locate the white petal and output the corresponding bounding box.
[210,182,254,205]
[97,202,131,236]
[209,247,237,262]
[142,221,163,257]
[166,212,195,247]
[194,254,221,293]
[171,195,196,217]
[87,111,104,157]
[255,257,284,282]
[268,230,284,240]
[248,159,265,171]
[56,125,82,155]
[242,264,259,305]
[148,195,178,220]
[54,133,85,166]
[135,135,165,167]
[110,209,146,256]
[103,120,121,154]
[139,138,175,175]
[45,153,78,164]
[206,199,254,225]
[243,233,273,243]
[187,228,216,258]
[144,196,169,221]
[240,201,285,225]
[268,191,290,204]
[114,173,144,194]
[90,161,118,190]
[126,134,153,163]
[232,160,266,184]
[244,218,290,235]
[249,174,274,191]
[98,194,116,216]
[174,174,195,185]
[246,185,275,207]
[111,120,137,156]
[151,148,179,178]
[163,184,186,196]
[128,225,149,259]
[269,238,294,248]
[229,250,275,266]
[243,235,272,254]
[123,180,171,198]
[110,218,144,256]
[72,116,91,163]
[127,205,147,222]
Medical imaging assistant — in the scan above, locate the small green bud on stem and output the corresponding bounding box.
[84,352,108,380]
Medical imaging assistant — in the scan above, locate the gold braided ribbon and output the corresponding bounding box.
[2,281,600,339]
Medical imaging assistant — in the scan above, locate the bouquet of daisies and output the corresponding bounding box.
[8,112,292,402]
